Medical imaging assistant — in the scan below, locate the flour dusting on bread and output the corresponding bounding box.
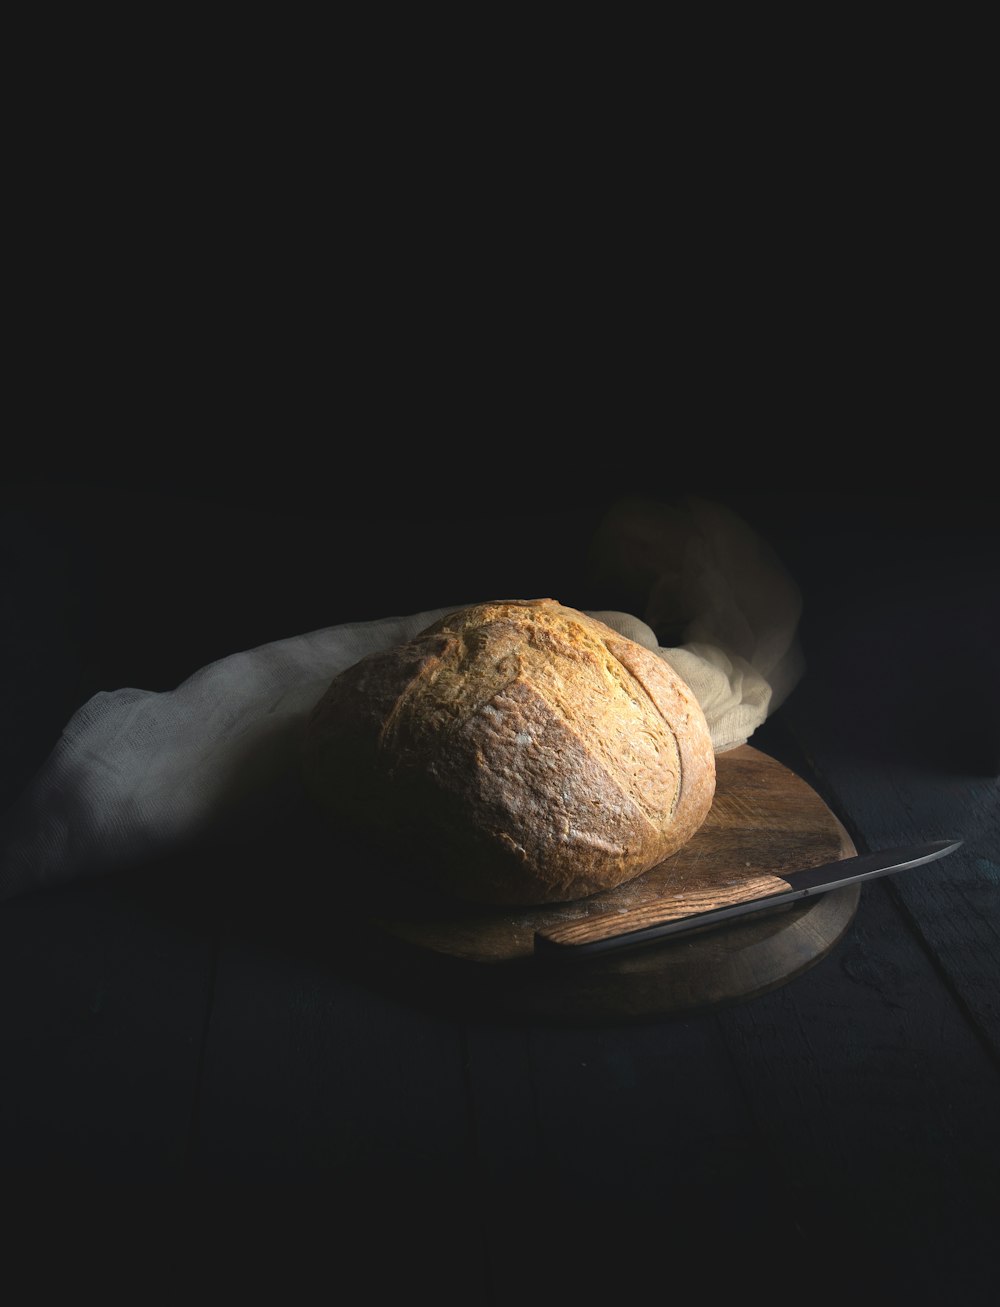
[301,599,716,905]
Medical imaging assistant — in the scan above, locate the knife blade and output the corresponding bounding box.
[533,839,963,960]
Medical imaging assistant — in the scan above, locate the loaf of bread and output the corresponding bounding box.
[301,599,715,905]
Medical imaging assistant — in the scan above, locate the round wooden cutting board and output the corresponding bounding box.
[340,746,859,1024]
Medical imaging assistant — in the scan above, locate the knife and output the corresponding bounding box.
[533,839,963,961]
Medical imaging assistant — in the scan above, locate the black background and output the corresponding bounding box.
[3,91,998,1294]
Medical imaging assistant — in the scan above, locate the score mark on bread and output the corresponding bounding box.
[301,598,715,906]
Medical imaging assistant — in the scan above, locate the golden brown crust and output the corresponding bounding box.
[301,598,716,905]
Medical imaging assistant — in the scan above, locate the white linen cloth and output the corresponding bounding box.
[0,496,803,902]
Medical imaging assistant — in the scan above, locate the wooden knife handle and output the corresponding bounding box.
[533,872,792,953]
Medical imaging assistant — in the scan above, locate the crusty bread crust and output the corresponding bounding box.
[301,599,716,905]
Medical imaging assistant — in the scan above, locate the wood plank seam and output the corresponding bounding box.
[784,714,1000,1074]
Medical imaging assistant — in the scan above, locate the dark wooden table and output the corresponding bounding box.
[2,483,997,1302]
